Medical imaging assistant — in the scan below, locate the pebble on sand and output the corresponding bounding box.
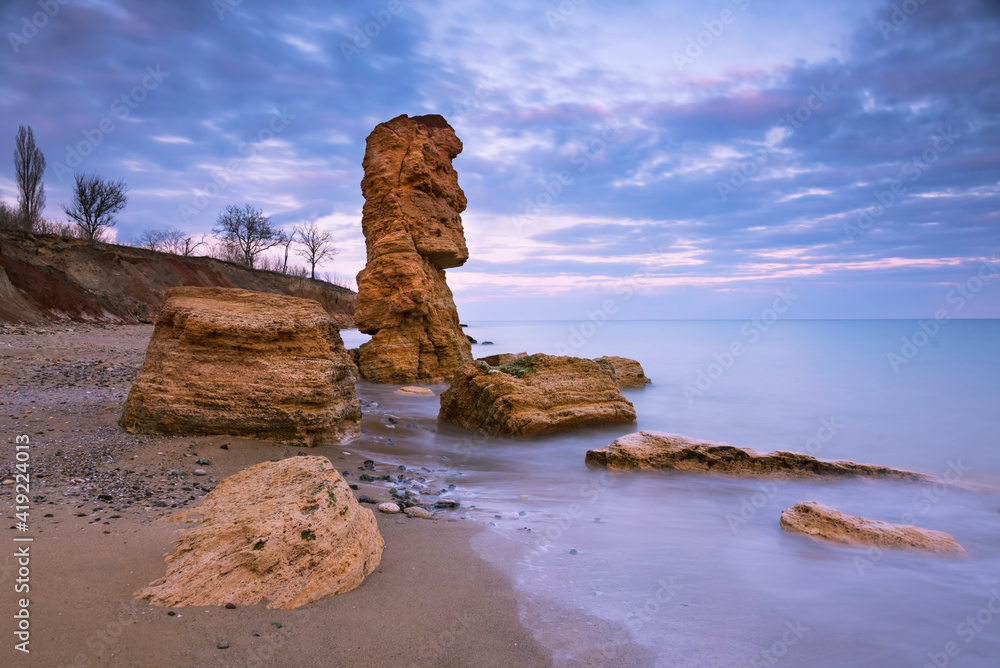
[378,503,401,514]
[407,507,434,519]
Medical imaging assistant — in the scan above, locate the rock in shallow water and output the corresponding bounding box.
[780,501,964,554]
[136,456,383,610]
[119,287,361,446]
[395,386,435,396]
[438,354,636,437]
[585,431,927,480]
[592,356,651,388]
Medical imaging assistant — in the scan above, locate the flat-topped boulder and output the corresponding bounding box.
[592,356,651,388]
[585,431,927,480]
[137,456,384,609]
[438,354,636,437]
[780,501,964,554]
[354,114,473,383]
[119,286,361,445]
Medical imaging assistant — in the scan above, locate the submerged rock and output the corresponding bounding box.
[395,386,435,396]
[585,431,927,480]
[438,354,636,437]
[119,287,361,445]
[780,501,965,554]
[354,114,473,383]
[592,356,652,388]
[136,456,384,609]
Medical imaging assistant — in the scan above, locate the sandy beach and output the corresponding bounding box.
[0,324,551,667]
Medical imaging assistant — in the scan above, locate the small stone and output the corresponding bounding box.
[193,469,207,476]
[167,611,175,616]
[225,603,236,609]
[395,386,435,396]
[569,549,580,555]
[378,503,401,514]
[362,459,375,470]
[2,478,16,486]
[434,499,460,510]
[220,444,229,450]
[272,622,282,629]
[217,641,229,650]
[196,459,211,465]
[407,507,434,519]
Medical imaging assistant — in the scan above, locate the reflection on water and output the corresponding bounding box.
[341,321,1000,667]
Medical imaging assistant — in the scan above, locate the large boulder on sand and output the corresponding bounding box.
[780,501,964,554]
[354,114,473,384]
[585,431,927,480]
[119,287,361,445]
[137,456,384,609]
[592,356,651,388]
[438,354,637,437]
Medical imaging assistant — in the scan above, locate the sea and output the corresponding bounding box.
[341,320,1000,667]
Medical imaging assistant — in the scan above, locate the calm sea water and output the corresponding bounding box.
[341,320,1000,667]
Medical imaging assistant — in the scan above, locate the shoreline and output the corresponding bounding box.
[0,324,550,667]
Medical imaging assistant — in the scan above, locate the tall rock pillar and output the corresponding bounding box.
[354,114,473,383]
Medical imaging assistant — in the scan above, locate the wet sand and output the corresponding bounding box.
[0,324,549,667]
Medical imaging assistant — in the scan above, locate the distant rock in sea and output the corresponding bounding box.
[585,431,927,480]
[780,501,965,554]
[592,356,652,388]
[119,287,361,445]
[354,114,473,383]
[137,456,384,609]
[438,354,636,437]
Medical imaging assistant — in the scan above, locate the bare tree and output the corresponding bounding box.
[0,200,19,230]
[278,228,295,273]
[212,204,279,268]
[14,125,46,231]
[136,228,167,251]
[62,173,128,242]
[294,221,338,279]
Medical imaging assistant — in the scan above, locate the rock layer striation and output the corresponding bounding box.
[780,501,964,553]
[119,287,361,445]
[438,354,637,437]
[355,114,472,383]
[585,431,927,480]
[137,456,384,609]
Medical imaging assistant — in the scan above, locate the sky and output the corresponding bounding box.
[1,0,999,320]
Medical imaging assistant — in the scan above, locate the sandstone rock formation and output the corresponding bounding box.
[780,501,965,554]
[354,114,473,383]
[120,287,361,445]
[585,431,927,480]
[592,356,652,388]
[477,352,528,366]
[137,456,384,609]
[438,354,636,437]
